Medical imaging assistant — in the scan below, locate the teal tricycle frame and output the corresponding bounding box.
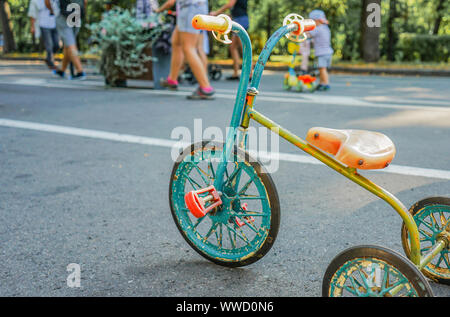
[169,14,450,297]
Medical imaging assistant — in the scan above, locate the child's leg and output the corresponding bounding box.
[317,55,331,87]
[319,67,329,85]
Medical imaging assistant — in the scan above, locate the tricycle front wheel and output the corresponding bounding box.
[169,141,280,267]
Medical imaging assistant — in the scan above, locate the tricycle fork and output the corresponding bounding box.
[212,22,253,192]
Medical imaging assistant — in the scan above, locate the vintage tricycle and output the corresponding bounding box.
[168,13,450,297]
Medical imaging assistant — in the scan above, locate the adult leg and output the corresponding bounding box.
[67,45,83,73]
[229,35,241,78]
[51,28,60,54]
[60,45,83,73]
[168,27,184,82]
[197,32,208,71]
[60,46,70,72]
[56,21,83,74]
[181,31,210,88]
[40,28,54,68]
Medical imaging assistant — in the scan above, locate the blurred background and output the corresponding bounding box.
[0,0,448,65]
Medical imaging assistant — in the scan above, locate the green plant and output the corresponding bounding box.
[396,33,450,62]
[88,8,165,85]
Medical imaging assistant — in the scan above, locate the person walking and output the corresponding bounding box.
[28,0,59,69]
[136,0,158,20]
[45,0,86,80]
[210,0,248,81]
[156,0,215,100]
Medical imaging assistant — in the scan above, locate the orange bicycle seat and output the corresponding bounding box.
[306,127,396,170]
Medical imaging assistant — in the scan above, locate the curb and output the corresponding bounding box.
[0,55,97,63]
[329,66,450,77]
[2,55,449,77]
[215,62,450,77]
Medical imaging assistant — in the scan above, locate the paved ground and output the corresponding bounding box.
[0,60,449,297]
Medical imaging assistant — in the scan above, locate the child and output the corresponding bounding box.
[308,9,333,91]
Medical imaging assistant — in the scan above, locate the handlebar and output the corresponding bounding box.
[301,19,316,32]
[193,14,315,36]
[192,14,231,33]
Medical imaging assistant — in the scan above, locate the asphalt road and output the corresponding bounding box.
[0,60,449,297]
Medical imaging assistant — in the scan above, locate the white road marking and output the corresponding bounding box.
[1,118,449,180]
[0,77,449,112]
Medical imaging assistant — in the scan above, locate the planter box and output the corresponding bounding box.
[151,43,171,89]
[107,46,171,88]
[126,47,154,81]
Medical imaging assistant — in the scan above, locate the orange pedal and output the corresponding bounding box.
[235,203,255,227]
[184,185,222,218]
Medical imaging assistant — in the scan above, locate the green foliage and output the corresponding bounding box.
[396,33,450,62]
[208,0,449,62]
[87,7,165,83]
[4,0,450,63]
[8,0,33,52]
[78,0,136,52]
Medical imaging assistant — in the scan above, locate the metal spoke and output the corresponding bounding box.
[439,211,447,227]
[208,159,216,179]
[193,215,207,229]
[381,266,389,291]
[214,224,224,249]
[382,279,407,296]
[234,214,259,234]
[441,253,450,268]
[417,218,435,233]
[435,253,445,267]
[430,213,441,230]
[225,164,243,187]
[225,223,250,245]
[238,174,257,196]
[183,172,201,190]
[357,267,370,290]
[343,284,360,296]
[239,212,269,217]
[189,162,211,186]
[418,229,433,241]
[203,222,219,242]
[227,225,237,249]
[239,195,267,200]
[348,276,363,296]
[420,245,432,253]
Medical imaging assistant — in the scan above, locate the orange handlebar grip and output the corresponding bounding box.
[192,14,230,33]
[302,19,316,32]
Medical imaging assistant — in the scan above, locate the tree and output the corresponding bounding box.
[432,0,445,34]
[360,0,381,62]
[386,0,398,61]
[0,0,16,53]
